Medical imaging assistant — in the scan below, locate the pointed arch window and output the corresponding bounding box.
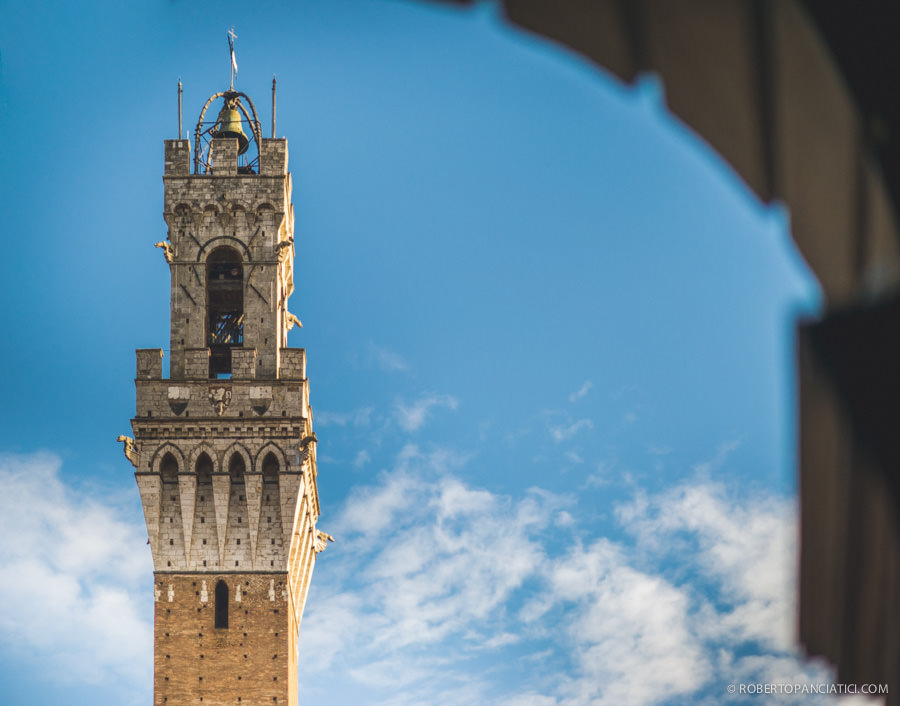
[196,452,213,485]
[160,453,179,485]
[262,452,279,485]
[229,452,246,484]
[215,580,229,629]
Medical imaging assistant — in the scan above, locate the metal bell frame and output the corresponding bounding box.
[193,90,263,175]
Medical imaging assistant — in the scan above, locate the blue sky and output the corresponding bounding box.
[0,1,876,704]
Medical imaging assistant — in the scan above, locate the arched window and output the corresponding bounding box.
[206,246,243,378]
[229,452,246,484]
[160,452,178,484]
[262,452,279,484]
[214,580,229,629]
[195,452,213,485]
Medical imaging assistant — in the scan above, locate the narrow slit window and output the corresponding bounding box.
[215,580,229,629]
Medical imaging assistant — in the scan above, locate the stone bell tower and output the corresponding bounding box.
[119,70,328,706]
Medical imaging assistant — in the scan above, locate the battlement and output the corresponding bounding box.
[135,348,310,420]
[164,140,190,176]
[163,138,288,177]
[136,348,306,381]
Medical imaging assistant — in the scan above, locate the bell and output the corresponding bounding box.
[212,104,250,154]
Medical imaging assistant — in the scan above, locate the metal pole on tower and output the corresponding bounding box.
[272,76,277,138]
[228,28,238,90]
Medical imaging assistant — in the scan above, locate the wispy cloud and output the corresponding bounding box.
[584,460,613,488]
[305,458,561,701]
[692,439,742,475]
[336,461,421,539]
[0,453,152,687]
[301,455,855,706]
[1,451,859,706]
[395,393,458,432]
[568,381,592,403]
[616,482,795,651]
[365,341,409,372]
[550,418,593,442]
[316,406,374,427]
[546,539,709,705]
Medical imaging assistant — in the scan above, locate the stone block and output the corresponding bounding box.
[232,348,258,379]
[184,348,210,379]
[136,349,164,379]
[210,138,238,175]
[279,348,306,380]
[260,138,288,176]
[164,140,190,176]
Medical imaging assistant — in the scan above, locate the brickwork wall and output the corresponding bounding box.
[232,349,258,379]
[153,572,296,706]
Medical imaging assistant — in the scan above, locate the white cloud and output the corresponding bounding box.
[584,460,613,488]
[0,453,152,687]
[568,381,592,403]
[617,482,796,651]
[336,468,419,539]
[692,438,741,475]
[302,450,563,695]
[554,511,575,528]
[395,393,458,432]
[366,341,409,372]
[353,449,371,467]
[497,694,559,706]
[549,418,593,442]
[1,451,859,706]
[300,455,863,706]
[548,540,709,706]
[316,406,374,427]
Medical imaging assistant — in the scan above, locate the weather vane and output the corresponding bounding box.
[228,27,238,90]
